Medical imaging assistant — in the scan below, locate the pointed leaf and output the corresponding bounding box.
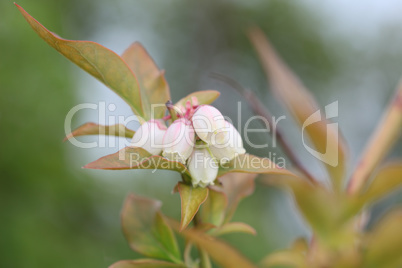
[168,219,256,268]
[64,122,135,141]
[110,259,186,268]
[177,182,209,231]
[16,4,145,118]
[175,90,220,108]
[363,209,402,268]
[217,154,296,179]
[263,176,355,240]
[218,172,257,223]
[249,27,347,191]
[210,222,256,237]
[200,187,227,227]
[349,85,402,193]
[359,162,402,205]
[122,42,171,120]
[121,195,181,263]
[260,237,308,267]
[83,147,190,176]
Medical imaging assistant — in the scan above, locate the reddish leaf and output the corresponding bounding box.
[348,85,402,194]
[122,43,171,120]
[64,122,135,141]
[177,182,209,231]
[83,147,190,176]
[168,219,256,268]
[16,4,145,118]
[121,195,181,263]
[218,172,257,223]
[249,27,347,191]
[175,90,220,108]
[217,154,295,181]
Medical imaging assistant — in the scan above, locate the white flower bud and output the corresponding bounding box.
[162,118,195,163]
[130,119,167,155]
[209,121,246,164]
[188,148,219,188]
[192,105,226,145]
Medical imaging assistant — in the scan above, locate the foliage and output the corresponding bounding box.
[16,3,402,268]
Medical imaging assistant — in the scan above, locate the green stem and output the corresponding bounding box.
[193,213,212,268]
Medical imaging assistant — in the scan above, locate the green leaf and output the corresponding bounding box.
[64,122,135,141]
[263,176,356,243]
[110,259,186,268]
[177,182,209,231]
[168,219,256,268]
[210,222,256,237]
[219,172,257,223]
[249,27,347,191]
[363,209,402,268]
[121,194,182,263]
[122,42,171,120]
[358,162,402,205]
[16,4,145,118]
[83,147,190,176]
[217,154,296,179]
[260,238,308,268]
[199,187,227,227]
[174,90,220,107]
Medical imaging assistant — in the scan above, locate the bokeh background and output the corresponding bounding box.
[1,0,402,267]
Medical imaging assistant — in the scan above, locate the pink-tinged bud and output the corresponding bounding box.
[209,121,245,164]
[130,119,167,155]
[162,118,195,163]
[188,148,219,188]
[192,105,226,145]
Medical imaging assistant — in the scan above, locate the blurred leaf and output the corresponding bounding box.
[64,122,135,141]
[260,238,308,268]
[175,90,220,107]
[217,154,296,179]
[200,187,227,227]
[16,4,145,118]
[168,220,256,268]
[177,182,209,231]
[210,222,256,237]
[122,194,182,263]
[249,27,347,191]
[359,162,402,205]
[122,42,171,120]
[110,259,186,268]
[218,173,256,223]
[83,147,190,176]
[363,209,402,268]
[263,176,355,242]
[348,85,402,193]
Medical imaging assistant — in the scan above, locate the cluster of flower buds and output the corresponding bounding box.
[130,98,245,188]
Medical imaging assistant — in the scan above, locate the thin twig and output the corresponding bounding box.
[210,72,317,184]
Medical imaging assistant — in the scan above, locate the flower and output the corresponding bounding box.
[162,118,195,163]
[209,121,246,164]
[187,147,219,187]
[192,105,226,145]
[130,119,167,155]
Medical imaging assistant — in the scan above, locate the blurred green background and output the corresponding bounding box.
[1,0,401,267]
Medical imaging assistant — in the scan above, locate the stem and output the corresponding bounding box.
[193,213,212,268]
[210,72,317,184]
